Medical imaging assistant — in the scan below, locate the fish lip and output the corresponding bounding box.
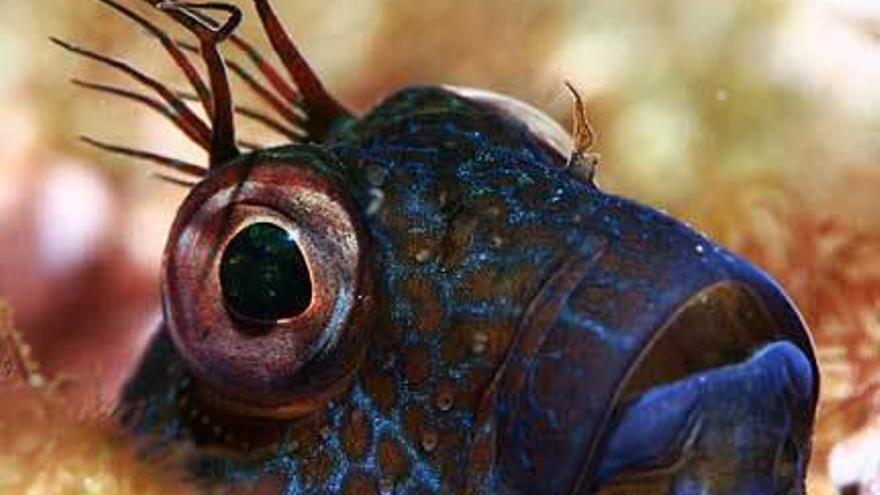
[594,339,815,490]
[575,275,817,494]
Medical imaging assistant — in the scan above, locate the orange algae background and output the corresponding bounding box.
[0,1,878,494]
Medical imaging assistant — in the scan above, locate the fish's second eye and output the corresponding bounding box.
[220,222,312,322]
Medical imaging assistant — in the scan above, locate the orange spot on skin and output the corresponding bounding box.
[342,408,371,460]
[439,212,478,270]
[378,436,410,480]
[364,367,397,413]
[455,368,494,413]
[462,265,504,301]
[403,407,427,445]
[300,448,335,487]
[420,428,439,453]
[469,194,509,220]
[399,277,444,334]
[434,425,467,489]
[399,237,440,266]
[403,407,428,450]
[461,262,536,303]
[442,317,516,365]
[504,223,559,252]
[342,472,379,495]
[435,381,456,412]
[404,345,431,385]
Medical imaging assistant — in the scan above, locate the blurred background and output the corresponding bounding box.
[0,0,878,493]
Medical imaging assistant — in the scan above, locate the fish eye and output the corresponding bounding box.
[219,221,312,322]
[161,157,374,419]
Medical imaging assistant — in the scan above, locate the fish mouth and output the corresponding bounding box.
[484,236,818,495]
[608,281,813,494]
[591,283,816,494]
[615,281,810,405]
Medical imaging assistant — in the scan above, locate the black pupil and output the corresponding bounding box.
[220,222,312,321]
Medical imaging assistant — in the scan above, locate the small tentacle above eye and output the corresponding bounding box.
[252,0,352,139]
[156,1,242,168]
[177,91,303,141]
[50,36,212,150]
[156,1,242,42]
[564,81,601,184]
[164,4,301,106]
[73,79,213,152]
[176,40,305,128]
[150,172,198,189]
[94,0,214,119]
[151,171,199,188]
[80,135,207,178]
[227,34,299,105]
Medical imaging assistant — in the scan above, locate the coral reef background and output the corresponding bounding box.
[0,0,878,493]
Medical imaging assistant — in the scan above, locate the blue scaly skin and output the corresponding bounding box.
[123,87,817,494]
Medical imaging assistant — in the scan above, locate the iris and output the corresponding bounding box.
[220,222,312,321]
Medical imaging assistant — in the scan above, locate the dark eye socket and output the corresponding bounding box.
[220,222,312,322]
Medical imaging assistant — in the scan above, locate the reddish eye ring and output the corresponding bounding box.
[162,156,374,419]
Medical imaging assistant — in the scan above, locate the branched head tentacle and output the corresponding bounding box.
[151,172,199,188]
[564,81,601,185]
[156,1,242,42]
[94,0,214,119]
[252,0,352,140]
[51,36,212,149]
[156,1,242,168]
[73,78,213,149]
[177,91,302,141]
[62,0,351,176]
[80,135,208,178]
[175,39,305,128]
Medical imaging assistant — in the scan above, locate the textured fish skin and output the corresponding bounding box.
[123,87,817,495]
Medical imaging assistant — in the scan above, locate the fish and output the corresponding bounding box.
[56,1,819,493]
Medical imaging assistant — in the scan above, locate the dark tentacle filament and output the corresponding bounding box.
[73,79,212,150]
[176,40,305,128]
[157,1,242,168]
[61,0,353,176]
[95,0,214,119]
[151,171,199,188]
[252,0,352,139]
[51,36,212,149]
[80,136,207,178]
[177,92,302,141]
